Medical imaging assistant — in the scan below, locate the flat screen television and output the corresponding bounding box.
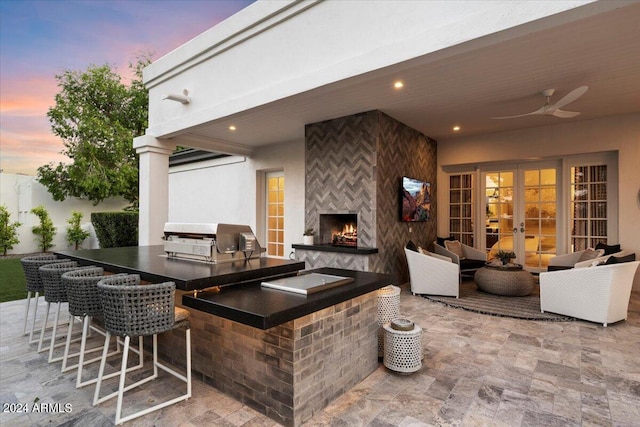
[400,176,431,222]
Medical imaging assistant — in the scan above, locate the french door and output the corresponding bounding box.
[482,162,559,271]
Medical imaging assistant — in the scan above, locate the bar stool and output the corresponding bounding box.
[20,255,67,343]
[37,261,87,361]
[61,268,136,388]
[94,274,191,425]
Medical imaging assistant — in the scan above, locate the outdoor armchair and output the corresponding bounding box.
[547,248,604,271]
[433,240,487,278]
[405,247,459,298]
[539,261,639,327]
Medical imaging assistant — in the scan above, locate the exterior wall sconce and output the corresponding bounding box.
[163,89,190,104]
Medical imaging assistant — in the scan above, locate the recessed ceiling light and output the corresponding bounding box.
[453,126,461,132]
[393,81,404,89]
[229,125,237,131]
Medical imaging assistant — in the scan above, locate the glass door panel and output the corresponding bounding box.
[483,165,558,271]
[522,168,557,269]
[485,171,514,259]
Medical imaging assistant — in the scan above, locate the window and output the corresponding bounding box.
[266,172,284,257]
[570,165,607,251]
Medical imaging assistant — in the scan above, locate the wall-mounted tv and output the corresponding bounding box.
[400,176,431,222]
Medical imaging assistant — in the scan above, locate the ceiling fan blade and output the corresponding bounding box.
[550,85,588,110]
[551,109,580,118]
[492,106,545,119]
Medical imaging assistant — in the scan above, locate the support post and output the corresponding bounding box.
[134,135,175,246]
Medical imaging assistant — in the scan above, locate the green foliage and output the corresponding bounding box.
[91,211,138,248]
[31,205,56,252]
[37,54,152,206]
[0,205,22,256]
[303,228,315,236]
[66,211,90,250]
[0,259,27,303]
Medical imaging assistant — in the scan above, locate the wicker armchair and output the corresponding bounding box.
[547,248,604,271]
[540,261,640,326]
[20,255,67,342]
[405,248,459,298]
[37,261,88,362]
[94,274,191,425]
[433,240,487,279]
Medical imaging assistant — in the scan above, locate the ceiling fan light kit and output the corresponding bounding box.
[493,85,588,120]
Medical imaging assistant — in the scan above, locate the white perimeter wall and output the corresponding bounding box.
[437,113,640,290]
[0,174,128,254]
[167,140,305,258]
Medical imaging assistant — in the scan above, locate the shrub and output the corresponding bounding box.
[91,211,138,248]
[31,205,56,252]
[66,211,90,250]
[0,205,22,256]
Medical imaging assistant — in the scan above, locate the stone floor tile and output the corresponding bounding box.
[2,288,640,426]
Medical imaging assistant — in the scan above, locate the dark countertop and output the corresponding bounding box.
[55,245,305,291]
[182,267,395,329]
[292,243,378,254]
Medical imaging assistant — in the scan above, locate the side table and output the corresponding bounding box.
[383,319,422,374]
[377,285,400,357]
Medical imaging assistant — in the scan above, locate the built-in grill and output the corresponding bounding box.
[163,223,262,263]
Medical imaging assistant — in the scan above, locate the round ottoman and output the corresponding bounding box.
[474,263,534,296]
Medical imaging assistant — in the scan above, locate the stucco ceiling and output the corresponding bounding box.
[182,2,640,153]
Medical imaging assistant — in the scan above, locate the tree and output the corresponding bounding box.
[37,55,152,206]
[31,205,56,252]
[66,211,90,250]
[0,205,22,256]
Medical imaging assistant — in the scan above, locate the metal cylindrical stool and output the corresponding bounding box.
[383,319,422,374]
[377,285,400,357]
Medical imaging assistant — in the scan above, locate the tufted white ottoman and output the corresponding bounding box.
[383,319,422,374]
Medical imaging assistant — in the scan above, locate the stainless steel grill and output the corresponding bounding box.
[163,223,262,263]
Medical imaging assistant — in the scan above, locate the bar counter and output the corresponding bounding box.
[55,246,395,426]
[56,245,305,291]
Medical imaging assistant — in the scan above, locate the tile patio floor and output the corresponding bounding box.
[1,284,639,426]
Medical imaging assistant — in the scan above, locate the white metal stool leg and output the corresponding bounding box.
[93,334,145,404]
[22,291,32,335]
[112,330,192,425]
[37,302,51,352]
[61,315,107,373]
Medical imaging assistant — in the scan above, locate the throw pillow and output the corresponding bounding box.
[436,236,455,247]
[577,248,601,263]
[604,253,636,265]
[406,240,418,252]
[444,240,465,260]
[595,242,621,256]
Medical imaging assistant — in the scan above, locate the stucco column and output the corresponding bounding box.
[134,135,175,246]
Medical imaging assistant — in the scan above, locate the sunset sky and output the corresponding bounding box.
[0,0,255,175]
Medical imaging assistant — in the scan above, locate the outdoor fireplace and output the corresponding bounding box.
[319,213,358,247]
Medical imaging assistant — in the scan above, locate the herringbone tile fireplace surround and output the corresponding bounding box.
[302,110,438,282]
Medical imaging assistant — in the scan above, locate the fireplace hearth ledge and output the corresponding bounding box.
[293,243,378,255]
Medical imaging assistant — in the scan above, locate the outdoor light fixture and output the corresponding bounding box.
[162,89,190,104]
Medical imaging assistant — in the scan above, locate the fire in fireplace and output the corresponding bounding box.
[319,213,358,247]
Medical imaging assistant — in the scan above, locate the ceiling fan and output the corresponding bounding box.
[492,85,588,119]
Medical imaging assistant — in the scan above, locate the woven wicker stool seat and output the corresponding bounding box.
[383,320,422,374]
[60,268,129,387]
[20,255,67,342]
[94,274,191,425]
[37,261,88,362]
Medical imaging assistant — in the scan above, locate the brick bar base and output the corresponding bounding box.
[159,290,379,427]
